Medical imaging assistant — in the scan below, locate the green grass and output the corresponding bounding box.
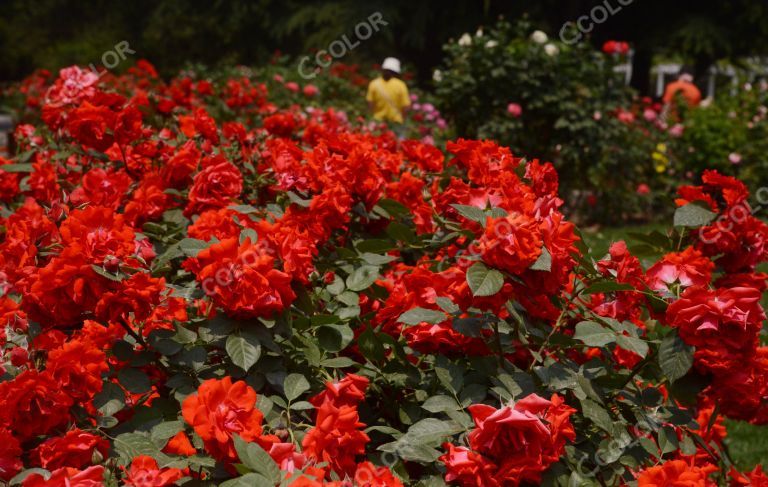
[725,420,768,469]
[581,224,665,258]
[582,225,768,470]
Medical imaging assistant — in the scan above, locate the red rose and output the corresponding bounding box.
[263,113,297,137]
[45,338,108,402]
[636,459,717,487]
[162,140,201,189]
[22,465,104,487]
[301,401,370,478]
[478,214,542,275]
[30,429,109,470]
[666,286,764,373]
[0,429,22,481]
[185,160,243,216]
[0,370,73,440]
[730,465,768,486]
[309,373,369,409]
[441,393,575,486]
[0,158,21,202]
[95,272,166,324]
[65,101,116,151]
[647,247,714,293]
[353,461,404,487]
[441,444,499,486]
[182,377,266,462]
[185,237,295,319]
[123,455,183,487]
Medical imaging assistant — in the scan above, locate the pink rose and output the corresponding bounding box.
[507,103,522,117]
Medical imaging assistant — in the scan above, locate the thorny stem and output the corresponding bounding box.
[528,309,567,371]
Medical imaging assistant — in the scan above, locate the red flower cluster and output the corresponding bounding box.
[440,393,576,486]
[602,40,630,55]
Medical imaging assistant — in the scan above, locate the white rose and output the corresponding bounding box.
[433,69,443,82]
[476,28,484,37]
[530,30,548,44]
[544,43,559,56]
[485,40,498,48]
[458,33,472,46]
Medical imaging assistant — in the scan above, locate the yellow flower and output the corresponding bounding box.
[655,164,666,173]
[656,143,667,153]
[652,152,668,164]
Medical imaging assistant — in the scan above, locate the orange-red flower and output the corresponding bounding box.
[478,213,542,275]
[637,459,717,487]
[185,237,295,319]
[182,377,265,462]
[30,428,109,470]
[123,455,183,487]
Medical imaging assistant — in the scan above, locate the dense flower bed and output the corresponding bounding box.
[0,62,766,486]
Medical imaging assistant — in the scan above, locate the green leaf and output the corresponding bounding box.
[283,373,310,402]
[422,395,460,413]
[673,203,717,228]
[178,238,209,257]
[319,357,357,368]
[151,421,184,442]
[658,334,694,382]
[360,252,397,265]
[615,334,649,358]
[90,265,125,282]
[226,333,262,372]
[573,321,616,347]
[94,381,126,417]
[317,324,354,352]
[9,468,50,485]
[114,432,170,464]
[466,262,504,297]
[450,204,486,224]
[220,474,272,487]
[0,163,33,173]
[529,246,552,271]
[398,307,446,325]
[658,426,679,454]
[435,297,460,314]
[228,204,259,214]
[582,281,635,294]
[581,398,614,432]
[402,418,463,447]
[232,435,281,482]
[358,326,385,362]
[376,198,410,216]
[355,239,396,253]
[346,265,379,291]
[287,190,312,207]
[239,227,258,244]
[386,221,416,243]
[290,401,315,410]
[118,368,152,394]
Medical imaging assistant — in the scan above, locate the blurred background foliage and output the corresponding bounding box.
[1,0,768,92]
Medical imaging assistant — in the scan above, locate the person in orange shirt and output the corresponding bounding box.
[661,66,702,120]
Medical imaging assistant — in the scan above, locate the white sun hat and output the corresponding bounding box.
[382,57,402,74]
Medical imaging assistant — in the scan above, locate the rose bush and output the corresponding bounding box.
[434,19,768,225]
[0,61,765,486]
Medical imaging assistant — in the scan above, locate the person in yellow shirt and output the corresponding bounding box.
[366,57,410,134]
